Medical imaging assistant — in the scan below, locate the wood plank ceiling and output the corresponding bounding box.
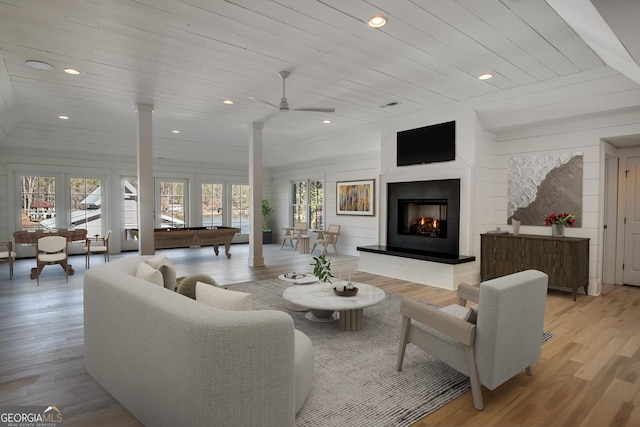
[0,0,635,167]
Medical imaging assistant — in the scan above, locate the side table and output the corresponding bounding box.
[299,235,310,254]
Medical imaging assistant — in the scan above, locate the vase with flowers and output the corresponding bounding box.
[544,212,575,237]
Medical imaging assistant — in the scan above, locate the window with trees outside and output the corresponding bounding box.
[202,183,223,227]
[159,180,186,228]
[70,177,103,237]
[231,184,249,234]
[20,176,55,230]
[291,179,323,229]
[292,181,307,225]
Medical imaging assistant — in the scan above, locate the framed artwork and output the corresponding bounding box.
[507,152,583,227]
[336,179,375,216]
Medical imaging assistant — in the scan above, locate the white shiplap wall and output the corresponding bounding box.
[493,110,640,296]
[267,129,381,256]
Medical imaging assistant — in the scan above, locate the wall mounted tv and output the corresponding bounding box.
[397,120,455,166]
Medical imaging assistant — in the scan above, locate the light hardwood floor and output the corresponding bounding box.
[1,244,639,426]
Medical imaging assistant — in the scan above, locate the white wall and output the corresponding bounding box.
[492,110,640,295]
[267,129,381,256]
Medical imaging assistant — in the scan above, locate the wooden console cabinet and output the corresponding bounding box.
[481,233,589,301]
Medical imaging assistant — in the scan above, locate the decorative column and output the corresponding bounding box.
[248,122,265,267]
[136,103,155,255]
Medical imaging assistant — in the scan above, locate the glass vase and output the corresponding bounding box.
[551,223,564,238]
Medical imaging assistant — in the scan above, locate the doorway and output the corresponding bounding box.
[622,154,640,286]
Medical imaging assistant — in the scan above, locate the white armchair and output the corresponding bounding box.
[397,270,548,410]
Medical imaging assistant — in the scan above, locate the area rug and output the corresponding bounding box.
[229,279,556,427]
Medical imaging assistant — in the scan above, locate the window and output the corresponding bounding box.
[70,177,102,237]
[292,181,307,225]
[123,178,138,240]
[231,184,249,234]
[202,183,224,227]
[291,179,323,229]
[159,180,186,228]
[309,180,323,230]
[20,176,56,230]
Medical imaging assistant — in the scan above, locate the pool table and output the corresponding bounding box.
[154,227,240,258]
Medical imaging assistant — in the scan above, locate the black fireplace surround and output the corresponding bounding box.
[387,179,460,256]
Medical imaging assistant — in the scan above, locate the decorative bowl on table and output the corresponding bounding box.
[333,286,358,297]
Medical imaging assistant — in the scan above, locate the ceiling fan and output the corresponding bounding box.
[249,71,335,113]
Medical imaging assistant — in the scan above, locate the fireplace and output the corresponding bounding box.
[400,200,448,238]
[387,179,460,255]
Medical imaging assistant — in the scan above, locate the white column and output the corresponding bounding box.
[248,121,264,267]
[136,103,155,255]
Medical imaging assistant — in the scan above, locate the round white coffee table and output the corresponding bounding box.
[282,282,386,331]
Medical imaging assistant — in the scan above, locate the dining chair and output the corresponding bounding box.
[0,241,17,280]
[281,222,307,250]
[85,230,111,269]
[35,236,69,285]
[311,224,340,255]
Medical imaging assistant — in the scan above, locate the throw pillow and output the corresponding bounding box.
[144,254,177,290]
[196,281,252,311]
[439,304,477,324]
[135,262,164,286]
[176,273,219,299]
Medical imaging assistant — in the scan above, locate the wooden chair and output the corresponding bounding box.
[311,224,341,255]
[0,241,17,280]
[35,236,69,285]
[85,230,111,269]
[281,222,307,250]
[397,270,548,410]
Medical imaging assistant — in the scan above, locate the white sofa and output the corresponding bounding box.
[84,256,314,427]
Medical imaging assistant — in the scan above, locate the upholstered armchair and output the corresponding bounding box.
[397,270,548,410]
[36,236,69,285]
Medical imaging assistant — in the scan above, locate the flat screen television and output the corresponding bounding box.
[397,121,455,166]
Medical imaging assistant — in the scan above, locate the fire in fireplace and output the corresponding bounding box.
[401,200,447,238]
[387,179,460,255]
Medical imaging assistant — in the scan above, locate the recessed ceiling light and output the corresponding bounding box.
[322,119,332,124]
[478,73,493,80]
[25,60,55,71]
[58,115,70,120]
[368,14,386,28]
[222,99,234,105]
[171,129,180,134]
[64,68,80,75]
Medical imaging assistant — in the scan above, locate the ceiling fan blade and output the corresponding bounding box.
[293,107,336,113]
[248,96,279,109]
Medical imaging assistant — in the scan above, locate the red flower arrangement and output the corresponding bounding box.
[544,213,575,227]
